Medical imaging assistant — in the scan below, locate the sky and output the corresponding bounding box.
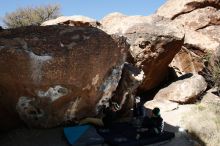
[0,0,166,26]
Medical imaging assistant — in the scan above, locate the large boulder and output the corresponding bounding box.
[101,13,184,91]
[201,88,220,104]
[144,99,179,112]
[170,46,204,76]
[0,26,129,129]
[156,0,220,20]
[41,15,101,27]
[157,0,220,74]
[170,28,219,75]
[171,7,220,31]
[198,25,220,43]
[100,12,154,34]
[198,25,220,62]
[154,74,207,103]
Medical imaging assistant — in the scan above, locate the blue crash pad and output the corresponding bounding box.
[64,125,104,146]
[64,125,90,145]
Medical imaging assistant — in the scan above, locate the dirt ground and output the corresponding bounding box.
[0,127,69,146]
[0,105,198,146]
[0,122,196,146]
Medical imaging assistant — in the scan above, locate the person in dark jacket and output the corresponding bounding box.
[102,102,119,127]
[136,107,164,139]
[79,102,120,128]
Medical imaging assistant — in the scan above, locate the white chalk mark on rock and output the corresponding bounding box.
[37,85,68,102]
[92,74,99,86]
[29,52,52,84]
[64,97,81,121]
[16,96,44,122]
[96,64,124,112]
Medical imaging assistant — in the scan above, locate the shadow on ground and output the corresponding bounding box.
[0,127,69,146]
[0,121,198,146]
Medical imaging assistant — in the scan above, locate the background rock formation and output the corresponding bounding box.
[0,26,128,129]
[157,0,220,74]
[154,74,207,103]
[41,15,101,28]
[101,13,184,91]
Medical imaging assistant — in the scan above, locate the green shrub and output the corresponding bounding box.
[3,4,61,28]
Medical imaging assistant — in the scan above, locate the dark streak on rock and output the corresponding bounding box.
[171,1,220,20]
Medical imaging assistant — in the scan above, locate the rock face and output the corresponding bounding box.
[41,15,101,27]
[101,13,184,91]
[202,89,220,104]
[157,0,220,74]
[0,26,128,129]
[111,63,144,116]
[154,74,207,103]
[144,99,179,112]
[170,47,204,76]
[156,0,220,20]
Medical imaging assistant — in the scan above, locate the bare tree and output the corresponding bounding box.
[3,4,61,28]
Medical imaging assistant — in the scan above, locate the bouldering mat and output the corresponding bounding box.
[64,125,104,146]
[97,122,175,146]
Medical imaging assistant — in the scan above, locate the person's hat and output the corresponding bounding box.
[152,107,160,116]
[112,102,120,111]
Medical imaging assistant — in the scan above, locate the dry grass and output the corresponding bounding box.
[181,102,220,146]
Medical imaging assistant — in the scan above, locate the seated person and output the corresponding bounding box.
[136,107,164,139]
[79,102,120,128]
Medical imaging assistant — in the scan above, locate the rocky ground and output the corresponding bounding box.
[0,116,197,146]
[0,127,68,146]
